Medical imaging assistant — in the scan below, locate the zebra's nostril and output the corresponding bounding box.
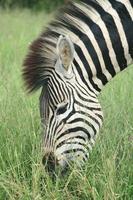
[42,153,58,174]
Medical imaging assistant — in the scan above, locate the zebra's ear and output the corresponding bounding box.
[56,35,75,71]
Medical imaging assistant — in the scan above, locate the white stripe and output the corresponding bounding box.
[76,2,121,74]
[103,1,132,66]
[68,14,112,81]
[66,113,100,134]
[72,63,98,97]
[67,70,97,97]
[55,121,95,139]
[65,138,93,151]
[50,25,102,93]
[68,34,103,90]
[69,106,102,128]
[73,54,99,95]
[64,20,104,90]
[69,82,99,102]
[55,143,87,156]
[55,133,87,146]
[72,88,101,109]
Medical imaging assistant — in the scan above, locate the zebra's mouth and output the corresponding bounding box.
[42,152,70,178]
[42,152,58,172]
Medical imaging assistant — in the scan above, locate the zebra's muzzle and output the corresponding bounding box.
[42,152,58,173]
[42,152,69,178]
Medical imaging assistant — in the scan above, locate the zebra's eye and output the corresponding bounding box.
[56,102,68,115]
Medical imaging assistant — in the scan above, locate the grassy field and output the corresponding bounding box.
[0,9,133,200]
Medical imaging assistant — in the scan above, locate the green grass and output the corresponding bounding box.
[0,9,133,200]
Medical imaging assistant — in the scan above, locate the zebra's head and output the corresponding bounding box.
[23,34,103,173]
[39,35,103,172]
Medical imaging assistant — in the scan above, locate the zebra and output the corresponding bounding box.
[23,0,133,173]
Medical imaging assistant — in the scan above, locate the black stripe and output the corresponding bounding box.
[67,76,96,98]
[75,90,96,103]
[67,4,116,79]
[83,0,127,70]
[48,84,59,105]
[63,4,108,85]
[67,82,96,101]
[67,118,97,134]
[51,74,64,97]
[54,72,70,100]
[129,0,133,7]
[73,59,98,93]
[75,111,101,128]
[50,73,66,101]
[62,148,86,155]
[52,19,101,92]
[56,135,86,148]
[74,39,102,91]
[75,36,108,86]
[95,113,103,120]
[74,79,96,98]
[56,127,91,141]
[109,0,133,59]
[75,100,102,113]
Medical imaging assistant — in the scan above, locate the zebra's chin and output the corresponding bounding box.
[42,152,69,176]
[42,154,81,176]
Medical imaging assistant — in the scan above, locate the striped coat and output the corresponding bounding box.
[23,0,133,173]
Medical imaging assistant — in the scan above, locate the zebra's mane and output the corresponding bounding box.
[23,0,113,92]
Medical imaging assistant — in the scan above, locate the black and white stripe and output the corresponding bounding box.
[23,0,133,171]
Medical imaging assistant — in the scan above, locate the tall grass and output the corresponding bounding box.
[0,9,133,199]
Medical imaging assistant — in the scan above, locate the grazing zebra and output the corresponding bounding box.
[23,0,133,172]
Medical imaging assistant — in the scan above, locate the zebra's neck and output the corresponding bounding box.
[73,0,133,95]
